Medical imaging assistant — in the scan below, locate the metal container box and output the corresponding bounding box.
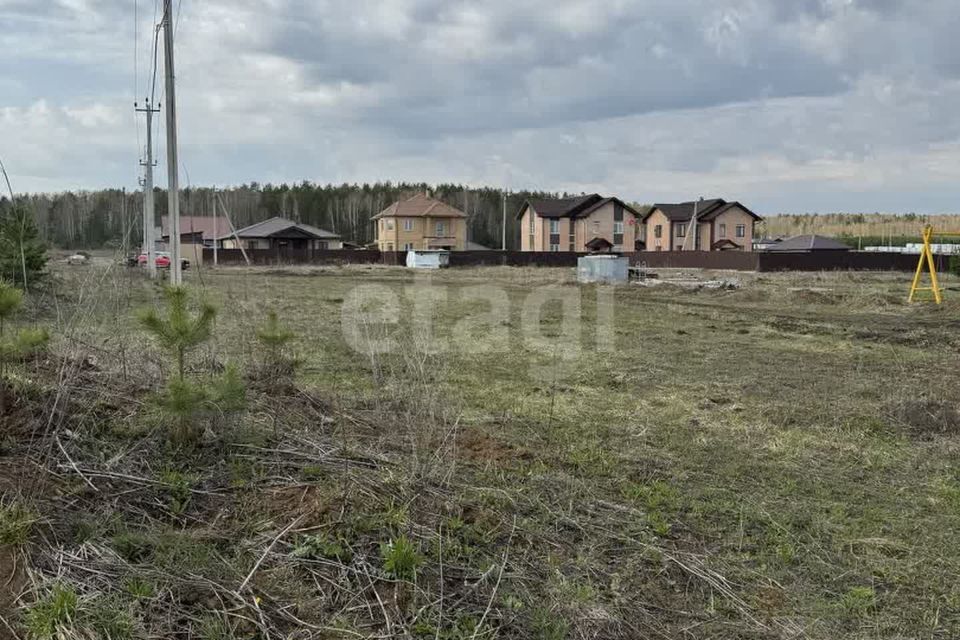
[406,250,451,269]
[577,255,629,284]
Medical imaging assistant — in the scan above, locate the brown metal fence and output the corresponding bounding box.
[202,248,383,265]
[756,251,948,272]
[630,251,760,270]
[203,247,948,273]
[449,251,587,267]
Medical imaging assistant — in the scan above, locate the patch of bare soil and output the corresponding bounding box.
[457,427,531,465]
[888,397,960,439]
[789,287,843,305]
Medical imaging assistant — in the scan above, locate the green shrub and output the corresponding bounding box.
[841,586,876,616]
[381,534,423,581]
[292,533,353,563]
[0,501,37,545]
[24,584,78,639]
[949,255,960,277]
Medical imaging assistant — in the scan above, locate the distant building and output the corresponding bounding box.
[642,199,762,252]
[753,236,785,251]
[517,194,641,252]
[161,216,232,248]
[763,235,850,253]
[216,217,342,251]
[372,193,468,251]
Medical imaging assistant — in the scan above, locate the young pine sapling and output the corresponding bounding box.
[256,310,297,387]
[138,286,217,443]
[0,280,49,411]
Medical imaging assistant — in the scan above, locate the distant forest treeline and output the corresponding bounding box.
[3,183,960,250]
[0,183,584,251]
[759,212,960,245]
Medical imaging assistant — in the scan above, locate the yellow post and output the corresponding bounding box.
[908,225,943,304]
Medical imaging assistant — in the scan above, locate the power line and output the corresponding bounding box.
[134,0,140,149]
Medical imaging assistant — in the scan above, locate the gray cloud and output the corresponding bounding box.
[1,0,959,212]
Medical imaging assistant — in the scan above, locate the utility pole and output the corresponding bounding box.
[217,192,251,266]
[162,0,182,285]
[212,188,218,267]
[136,99,160,278]
[683,197,703,251]
[501,190,508,251]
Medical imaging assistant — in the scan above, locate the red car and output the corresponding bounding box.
[137,252,190,270]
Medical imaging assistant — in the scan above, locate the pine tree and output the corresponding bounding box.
[138,286,216,381]
[0,205,47,289]
[0,280,49,412]
[138,286,217,444]
[256,310,297,382]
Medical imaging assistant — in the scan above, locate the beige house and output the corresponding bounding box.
[518,194,641,252]
[642,199,762,252]
[372,193,468,251]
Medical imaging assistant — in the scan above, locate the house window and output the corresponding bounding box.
[529,234,535,248]
[654,224,663,239]
[386,219,394,230]
[718,223,726,238]
[529,213,535,233]
[548,219,561,249]
[387,243,394,251]
[613,221,624,246]
[736,224,746,238]
[403,219,414,232]
[403,242,414,251]
[569,221,576,251]
[675,223,686,238]
[436,221,445,236]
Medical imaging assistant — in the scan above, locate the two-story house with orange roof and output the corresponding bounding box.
[372,193,468,251]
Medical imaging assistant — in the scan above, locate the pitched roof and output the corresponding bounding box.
[585,236,615,252]
[764,234,851,252]
[711,238,744,250]
[645,199,762,223]
[372,193,467,220]
[216,217,340,241]
[520,194,602,219]
[161,216,232,240]
[518,194,643,220]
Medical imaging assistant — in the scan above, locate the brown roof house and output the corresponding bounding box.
[215,217,342,251]
[518,194,641,252]
[762,235,851,253]
[642,199,762,252]
[372,193,468,251]
[161,216,233,247]
[160,216,236,265]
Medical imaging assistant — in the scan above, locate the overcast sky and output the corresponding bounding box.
[1,0,959,213]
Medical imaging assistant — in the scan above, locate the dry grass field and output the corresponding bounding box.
[2,262,960,639]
